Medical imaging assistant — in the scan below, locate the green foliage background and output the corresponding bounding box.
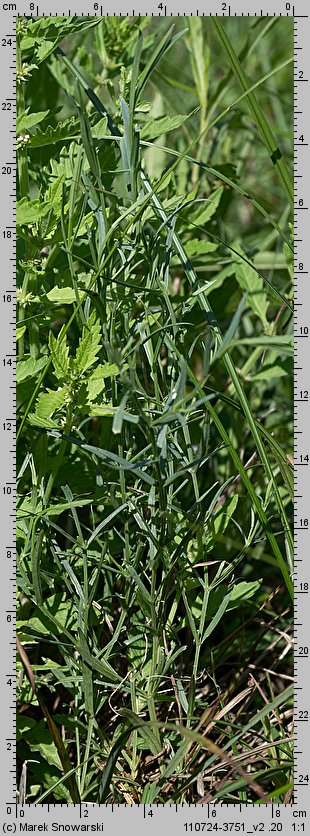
[16,16,293,804]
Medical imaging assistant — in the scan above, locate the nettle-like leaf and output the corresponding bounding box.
[26,118,80,148]
[17,175,65,231]
[20,16,100,64]
[75,311,102,374]
[28,414,61,430]
[17,197,53,226]
[49,328,69,380]
[29,387,68,428]
[16,355,48,384]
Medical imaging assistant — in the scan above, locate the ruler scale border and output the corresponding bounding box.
[1,2,307,829]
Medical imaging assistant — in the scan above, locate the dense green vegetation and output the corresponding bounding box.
[16,16,293,804]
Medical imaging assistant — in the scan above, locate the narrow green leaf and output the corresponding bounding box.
[212,19,293,206]
[233,243,269,330]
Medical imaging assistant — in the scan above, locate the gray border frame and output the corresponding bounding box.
[2,2,308,826]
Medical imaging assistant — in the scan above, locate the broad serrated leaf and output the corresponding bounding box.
[47,286,76,305]
[16,109,49,133]
[75,311,101,374]
[233,243,269,330]
[28,414,61,429]
[21,17,100,63]
[16,355,48,384]
[17,197,53,226]
[49,328,70,380]
[26,118,80,148]
[33,387,68,420]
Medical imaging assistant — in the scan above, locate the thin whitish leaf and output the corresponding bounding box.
[62,485,83,540]
[284,241,294,280]
[76,645,121,683]
[186,17,210,108]
[173,358,188,406]
[202,685,293,771]
[43,498,94,518]
[175,679,188,713]
[228,335,293,354]
[120,98,133,196]
[77,622,94,719]
[212,18,293,206]
[126,565,152,609]
[233,243,269,330]
[77,85,99,182]
[112,393,129,435]
[129,30,143,122]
